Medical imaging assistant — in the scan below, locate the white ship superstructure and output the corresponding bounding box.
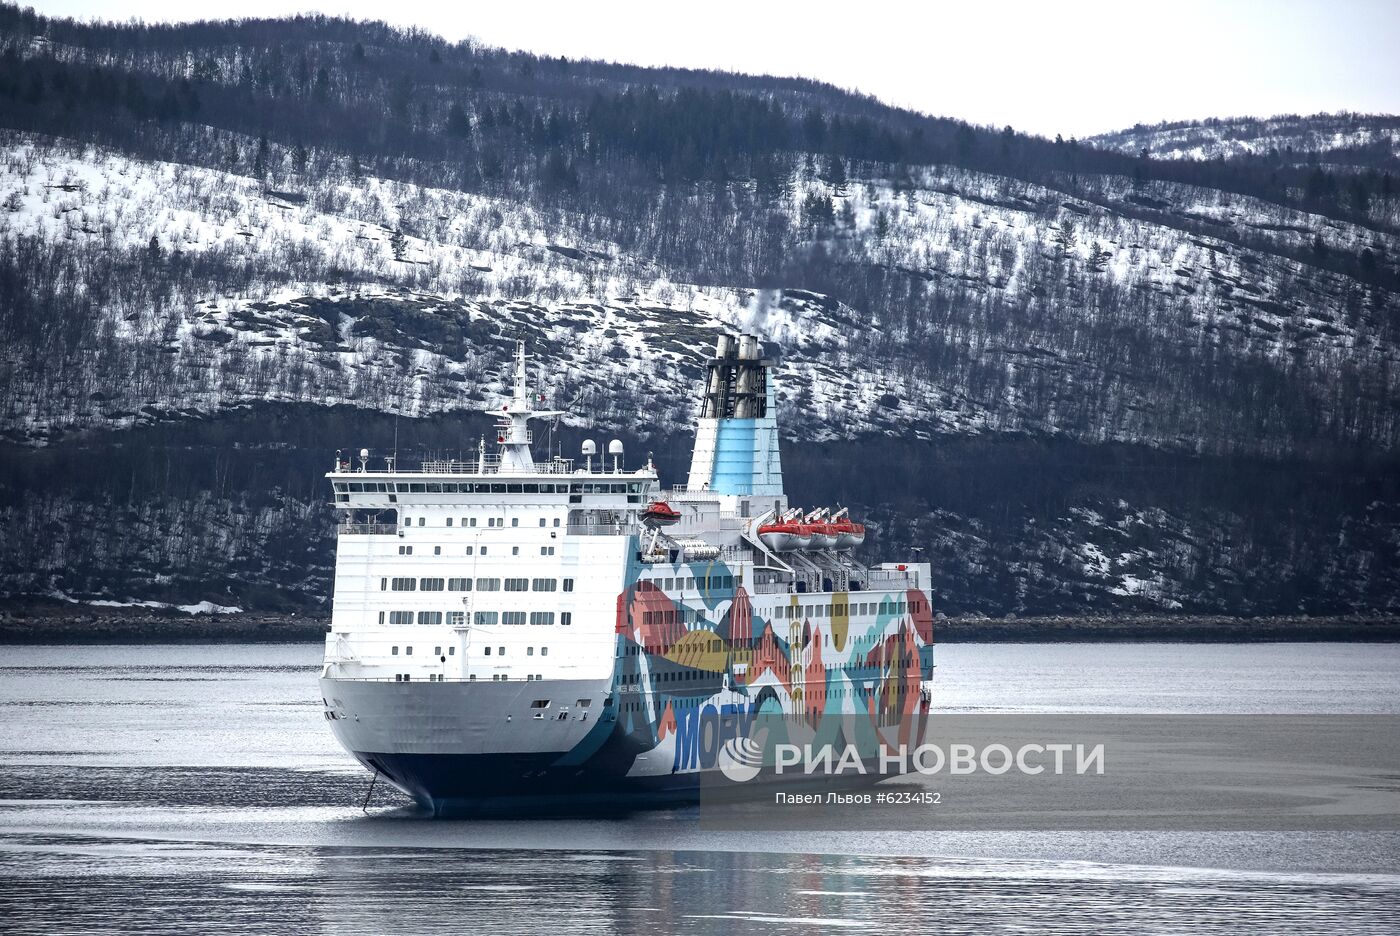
[320,335,935,813]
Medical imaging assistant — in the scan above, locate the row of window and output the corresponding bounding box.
[484,645,548,656]
[385,577,574,592]
[405,516,564,529]
[640,608,708,626]
[772,599,907,619]
[471,611,573,627]
[381,610,574,627]
[395,545,558,557]
[626,633,920,654]
[388,644,547,658]
[336,481,645,494]
[620,654,915,688]
[393,672,549,682]
[389,644,457,655]
[649,574,735,592]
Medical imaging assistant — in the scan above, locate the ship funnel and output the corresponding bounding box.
[685,331,784,496]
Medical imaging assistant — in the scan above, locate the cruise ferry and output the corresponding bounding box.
[319,334,935,813]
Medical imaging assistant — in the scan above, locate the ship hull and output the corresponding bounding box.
[320,675,934,815]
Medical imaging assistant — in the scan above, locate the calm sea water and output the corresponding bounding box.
[2,641,1399,934]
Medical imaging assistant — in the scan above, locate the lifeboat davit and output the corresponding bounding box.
[641,501,681,527]
[832,520,866,549]
[758,521,812,552]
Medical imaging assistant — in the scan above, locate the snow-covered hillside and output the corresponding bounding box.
[1089,113,1400,162]
[5,133,1398,460]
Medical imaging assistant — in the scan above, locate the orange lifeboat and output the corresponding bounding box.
[832,519,865,549]
[757,521,812,552]
[807,522,839,550]
[641,501,681,527]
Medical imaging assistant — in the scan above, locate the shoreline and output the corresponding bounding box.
[2,605,1397,645]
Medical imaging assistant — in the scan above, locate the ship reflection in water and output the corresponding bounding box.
[5,831,1400,935]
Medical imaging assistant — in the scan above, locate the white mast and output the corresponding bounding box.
[493,340,562,474]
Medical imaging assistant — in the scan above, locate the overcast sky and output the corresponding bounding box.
[31,0,1400,137]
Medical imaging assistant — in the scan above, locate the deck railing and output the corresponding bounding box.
[566,522,634,536]
[337,523,399,535]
